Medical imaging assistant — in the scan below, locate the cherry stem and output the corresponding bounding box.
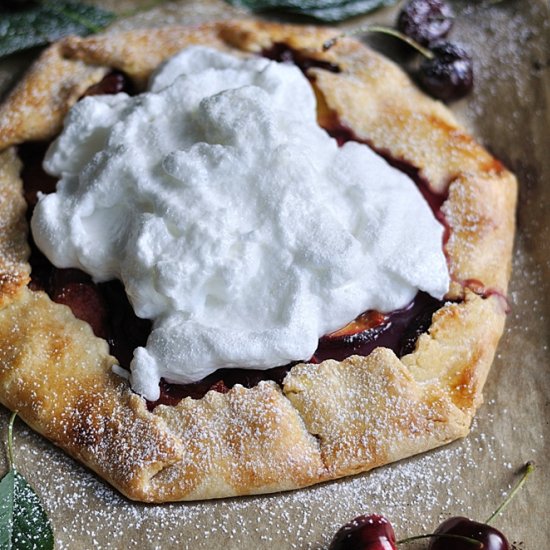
[7,411,17,471]
[485,461,535,525]
[397,533,483,547]
[322,25,434,59]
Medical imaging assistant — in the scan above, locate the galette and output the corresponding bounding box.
[0,20,516,502]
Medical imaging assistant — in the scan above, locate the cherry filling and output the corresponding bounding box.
[315,292,443,363]
[262,43,341,74]
[21,64,450,408]
[81,71,134,97]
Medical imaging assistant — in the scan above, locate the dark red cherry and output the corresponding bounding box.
[418,42,473,101]
[428,517,509,550]
[329,514,397,550]
[397,0,454,47]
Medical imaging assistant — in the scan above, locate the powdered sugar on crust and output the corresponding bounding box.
[5,408,531,549]
[0,149,30,305]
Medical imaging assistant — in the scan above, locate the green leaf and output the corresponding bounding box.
[227,0,399,21]
[0,0,116,58]
[0,471,15,549]
[0,413,54,550]
[11,472,54,550]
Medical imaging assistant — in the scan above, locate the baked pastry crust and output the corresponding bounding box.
[0,20,516,502]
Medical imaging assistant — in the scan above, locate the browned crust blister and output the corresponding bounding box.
[0,21,516,502]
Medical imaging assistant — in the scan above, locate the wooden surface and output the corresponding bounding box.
[0,0,549,548]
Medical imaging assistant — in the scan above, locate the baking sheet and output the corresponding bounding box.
[0,0,549,548]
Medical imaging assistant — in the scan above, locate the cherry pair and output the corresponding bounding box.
[329,461,534,550]
[329,515,507,550]
[323,0,473,102]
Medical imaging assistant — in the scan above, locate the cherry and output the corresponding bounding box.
[418,41,474,101]
[329,514,397,550]
[428,517,508,550]
[397,0,454,47]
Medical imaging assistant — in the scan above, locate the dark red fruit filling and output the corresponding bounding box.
[314,292,443,363]
[262,43,341,74]
[81,71,134,97]
[22,65,452,408]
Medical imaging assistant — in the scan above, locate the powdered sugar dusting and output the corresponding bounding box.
[1,405,538,549]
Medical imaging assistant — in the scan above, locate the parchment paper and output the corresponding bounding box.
[0,1,548,548]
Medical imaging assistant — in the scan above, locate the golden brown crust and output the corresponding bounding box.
[0,20,516,502]
[0,148,29,307]
[443,171,517,298]
[0,44,108,150]
[0,288,184,498]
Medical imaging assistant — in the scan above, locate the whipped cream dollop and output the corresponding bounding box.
[31,46,449,401]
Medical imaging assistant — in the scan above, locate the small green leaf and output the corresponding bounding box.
[0,0,116,58]
[0,471,15,549]
[12,472,54,550]
[227,0,399,22]
[0,413,54,550]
